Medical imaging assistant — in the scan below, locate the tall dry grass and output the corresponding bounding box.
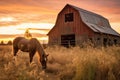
[0,45,120,80]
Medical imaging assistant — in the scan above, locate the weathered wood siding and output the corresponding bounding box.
[48,6,94,45]
[48,5,120,46]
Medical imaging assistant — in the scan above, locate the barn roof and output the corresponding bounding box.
[48,4,120,36]
[67,4,120,36]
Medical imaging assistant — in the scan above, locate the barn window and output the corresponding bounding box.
[65,13,73,22]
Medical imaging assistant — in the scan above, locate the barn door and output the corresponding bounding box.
[61,34,75,47]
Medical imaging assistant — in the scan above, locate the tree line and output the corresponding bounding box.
[0,40,12,45]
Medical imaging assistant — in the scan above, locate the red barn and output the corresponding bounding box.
[48,4,120,47]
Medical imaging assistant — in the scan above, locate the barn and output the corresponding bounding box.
[47,4,120,47]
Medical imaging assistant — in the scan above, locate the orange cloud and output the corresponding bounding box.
[0,0,119,25]
[0,0,120,41]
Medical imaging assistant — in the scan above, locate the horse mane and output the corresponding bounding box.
[29,38,46,59]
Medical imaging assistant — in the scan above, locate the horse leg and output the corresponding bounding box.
[13,46,18,56]
[29,50,36,63]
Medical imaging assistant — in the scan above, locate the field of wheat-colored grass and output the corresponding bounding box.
[0,45,120,80]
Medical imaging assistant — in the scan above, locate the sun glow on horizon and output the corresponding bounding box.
[0,22,54,43]
[0,17,17,22]
[0,37,48,44]
[0,22,54,35]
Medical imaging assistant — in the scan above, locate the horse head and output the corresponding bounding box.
[40,54,49,69]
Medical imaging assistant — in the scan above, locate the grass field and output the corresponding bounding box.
[0,45,120,80]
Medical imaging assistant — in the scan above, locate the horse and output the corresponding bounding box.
[13,37,48,69]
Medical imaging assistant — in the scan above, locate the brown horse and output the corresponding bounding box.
[13,37,48,69]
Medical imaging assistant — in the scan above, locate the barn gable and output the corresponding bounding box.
[48,4,94,36]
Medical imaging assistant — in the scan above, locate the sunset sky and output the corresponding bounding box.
[0,0,120,43]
